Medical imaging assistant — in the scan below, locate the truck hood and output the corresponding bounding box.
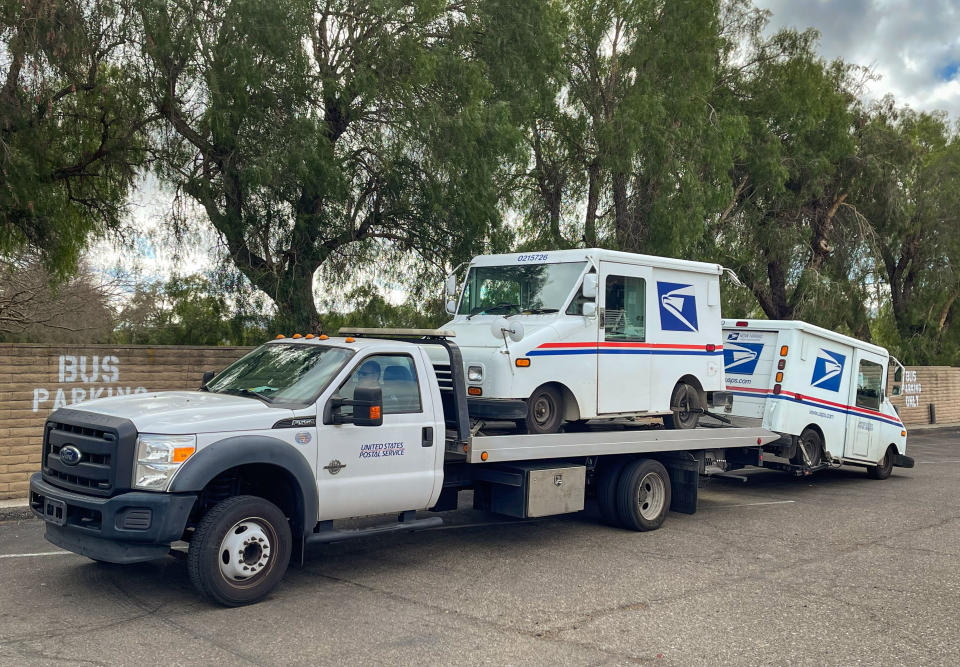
[69,391,295,435]
[445,317,557,349]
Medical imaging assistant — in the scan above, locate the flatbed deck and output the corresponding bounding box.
[460,424,779,464]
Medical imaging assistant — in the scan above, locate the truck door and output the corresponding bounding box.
[597,262,652,413]
[843,352,886,460]
[316,353,441,520]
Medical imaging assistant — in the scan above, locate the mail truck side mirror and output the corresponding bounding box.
[582,273,598,299]
[582,302,597,318]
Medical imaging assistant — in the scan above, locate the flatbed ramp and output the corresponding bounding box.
[464,426,779,464]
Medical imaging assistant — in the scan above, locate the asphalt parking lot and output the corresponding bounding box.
[1,427,958,666]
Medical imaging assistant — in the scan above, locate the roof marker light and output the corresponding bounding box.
[292,333,302,339]
[345,337,355,343]
[305,334,314,339]
[275,334,286,339]
[319,334,329,340]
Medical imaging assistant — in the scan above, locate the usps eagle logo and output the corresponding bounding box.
[811,349,846,392]
[657,282,699,332]
[723,342,763,375]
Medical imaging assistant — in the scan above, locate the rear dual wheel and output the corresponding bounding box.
[597,458,671,531]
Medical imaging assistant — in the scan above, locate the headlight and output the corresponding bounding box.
[134,434,197,491]
[467,365,484,382]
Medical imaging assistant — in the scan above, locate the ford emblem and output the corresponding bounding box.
[60,445,82,466]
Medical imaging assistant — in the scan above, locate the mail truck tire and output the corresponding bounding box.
[867,445,894,480]
[523,385,564,434]
[663,383,700,430]
[616,458,671,531]
[596,458,626,527]
[188,495,291,607]
[791,428,823,467]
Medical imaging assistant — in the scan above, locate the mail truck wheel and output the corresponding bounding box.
[188,495,291,607]
[867,445,894,480]
[791,428,823,467]
[524,385,564,434]
[616,458,671,531]
[663,383,700,429]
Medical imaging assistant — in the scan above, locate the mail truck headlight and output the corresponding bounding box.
[467,365,484,382]
[134,434,196,491]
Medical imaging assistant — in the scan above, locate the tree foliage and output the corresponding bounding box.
[135,0,563,332]
[0,0,148,273]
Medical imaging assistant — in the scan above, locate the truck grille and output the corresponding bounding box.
[41,411,138,497]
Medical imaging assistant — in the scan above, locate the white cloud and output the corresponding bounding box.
[754,0,960,121]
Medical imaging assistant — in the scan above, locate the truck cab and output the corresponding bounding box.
[442,249,731,433]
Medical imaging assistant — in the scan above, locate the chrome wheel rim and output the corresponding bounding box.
[219,518,273,582]
[637,472,666,520]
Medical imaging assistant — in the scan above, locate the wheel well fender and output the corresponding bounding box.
[531,382,581,421]
[675,375,705,406]
[169,435,318,536]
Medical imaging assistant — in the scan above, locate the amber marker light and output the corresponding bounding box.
[370,406,381,420]
[467,386,482,396]
[480,451,489,461]
[516,358,531,367]
[319,334,329,340]
[305,334,314,339]
[901,430,907,437]
[172,446,195,463]
[345,337,355,343]
[275,334,286,339]
[775,372,784,383]
[780,345,789,356]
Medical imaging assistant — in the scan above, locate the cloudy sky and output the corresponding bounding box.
[755,0,960,121]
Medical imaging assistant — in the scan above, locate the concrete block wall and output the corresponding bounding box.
[0,344,249,500]
[889,366,960,427]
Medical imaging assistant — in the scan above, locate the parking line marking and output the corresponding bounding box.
[0,551,70,559]
[704,500,796,508]
[918,460,960,463]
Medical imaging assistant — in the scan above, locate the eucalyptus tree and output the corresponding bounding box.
[0,0,148,273]
[137,0,563,331]
[854,101,960,364]
[706,25,862,326]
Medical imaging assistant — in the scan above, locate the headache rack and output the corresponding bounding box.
[337,327,470,448]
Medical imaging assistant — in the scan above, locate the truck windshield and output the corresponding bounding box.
[206,343,354,406]
[458,262,587,316]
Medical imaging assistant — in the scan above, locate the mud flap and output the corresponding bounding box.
[654,451,701,515]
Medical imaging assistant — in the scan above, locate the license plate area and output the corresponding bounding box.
[43,498,67,527]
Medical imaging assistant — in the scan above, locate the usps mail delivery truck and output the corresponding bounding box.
[720,319,913,478]
[441,249,731,433]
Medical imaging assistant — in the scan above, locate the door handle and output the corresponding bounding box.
[422,426,434,447]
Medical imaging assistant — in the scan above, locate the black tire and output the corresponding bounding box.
[188,495,292,607]
[663,383,700,430]
[523,385,564,434]
[791,428,823,467]
[615,458,672,531]
[867,445,895,480]
[596,459,626,527]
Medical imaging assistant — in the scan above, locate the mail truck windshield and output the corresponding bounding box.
[458,262,587,316]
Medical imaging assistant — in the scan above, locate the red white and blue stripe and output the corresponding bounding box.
[527,342,724,357]
[727,385,904,428]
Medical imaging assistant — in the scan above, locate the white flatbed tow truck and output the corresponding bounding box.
[30,328,787,606]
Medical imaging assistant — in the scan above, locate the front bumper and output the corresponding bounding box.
[893,454,915,468]
[29,473,197,563]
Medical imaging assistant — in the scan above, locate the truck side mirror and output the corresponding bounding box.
[582,302,597,318]
[325,385,384,427]
[582,274,598,299]
[445,298,458,315]
[444,274,459,297]
[200,370,215,389]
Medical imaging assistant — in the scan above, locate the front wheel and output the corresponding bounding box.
[867,445,895,480]
[188,495,292,607]
[663,383,700,430]
[523,385,564,434]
